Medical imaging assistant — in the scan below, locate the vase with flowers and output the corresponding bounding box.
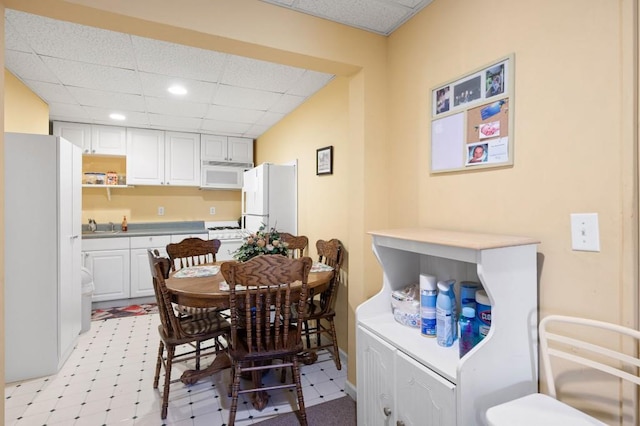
[233,224,289,262]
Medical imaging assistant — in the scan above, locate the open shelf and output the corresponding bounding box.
[82,184,133,200]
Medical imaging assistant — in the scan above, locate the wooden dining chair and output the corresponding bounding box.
[166,237,223,316]
[147,249,230,420]
[166,237,222,270]
[279,232,309,258]
[221,255,313,426]
[301,239,344,370]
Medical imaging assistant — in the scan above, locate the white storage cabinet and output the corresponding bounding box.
[127,129,200,186]
[53,121,126,156]
[130,235,171,298]
[82,237,131,302]
[356,228,539,426]
[201,134,253,164]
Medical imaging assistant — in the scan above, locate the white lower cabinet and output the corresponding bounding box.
[82,238,130,302]
[357,326,456,426]
[130,235,171,298]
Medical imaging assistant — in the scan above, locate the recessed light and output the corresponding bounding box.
[109,113,126,121]
[168,85,187,95]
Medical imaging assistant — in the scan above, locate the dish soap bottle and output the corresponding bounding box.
[121,216,128,232]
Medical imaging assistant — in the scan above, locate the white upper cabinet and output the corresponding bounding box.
[127,129,201,186]
[165,132,201,186]
[126,128,165,185]
[91,125,127,156]
[201,134,253,164]
[53,121,126,156]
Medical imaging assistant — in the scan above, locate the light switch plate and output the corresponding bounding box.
[570,213,600,252]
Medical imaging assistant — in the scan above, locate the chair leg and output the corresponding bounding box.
[195,341,201,370]
[161,345,175,420]
[316,318,321,347]
[228,364,242,426]
[303,320,311,349]
[153,341,164,389]
[328,319,341,370]
[291,357,308,426]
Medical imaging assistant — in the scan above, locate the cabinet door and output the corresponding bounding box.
[130,236,171,298]
[165,131,200,186]
[83,250,130,301]
[396,351,456,426]
[91,125,126,156]
[357,327,396,426]
[53,121,91,153]
[130,247,168,298]
[126,128,165,185]
[201,134,228,161]
[227,137,253,163]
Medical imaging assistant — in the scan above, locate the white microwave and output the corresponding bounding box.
[200,164,249,190]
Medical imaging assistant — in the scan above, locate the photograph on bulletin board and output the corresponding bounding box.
[429,54,514,173]
[465,99,510,166]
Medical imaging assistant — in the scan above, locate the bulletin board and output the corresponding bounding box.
[430,54,514,173]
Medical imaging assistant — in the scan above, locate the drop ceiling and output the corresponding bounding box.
[4,1,431,139]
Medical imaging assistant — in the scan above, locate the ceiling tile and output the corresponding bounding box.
[214,85,282,110]
[23,80,76,104]
[204,105,266,123]
[296,0,409,34]
[5,9,135,69]
[41,57,141,94]
[131,36,227,82]
[257,111,286,127]
[4,21,31,52]
[288,71,334,96]
[138,72,216,103]
[221,55,306,93]
[148,114,203,131]
[5,50,59,83]
[66,86,146,111]
[82,106,150,127]
[201,119,252,135]
[145,97,208,118]
[48,102,91,121]
[270,94,306,114]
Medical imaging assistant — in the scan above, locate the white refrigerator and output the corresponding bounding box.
[242,163,297,234]
[4,133,82,383]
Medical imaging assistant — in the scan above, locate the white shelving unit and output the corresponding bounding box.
[356,228,539,426]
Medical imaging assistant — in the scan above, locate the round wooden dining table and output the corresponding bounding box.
[164,261,334,407]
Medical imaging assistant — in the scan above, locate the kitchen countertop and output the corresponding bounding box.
[81,221,207,239]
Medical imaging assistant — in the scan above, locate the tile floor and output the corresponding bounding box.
[5,314,348,425]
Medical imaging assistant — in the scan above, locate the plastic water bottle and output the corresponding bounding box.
[436,281,454,347]
[420,274,437,337]
[458,307,476,358]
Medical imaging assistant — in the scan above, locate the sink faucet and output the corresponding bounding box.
[108,222,115,232]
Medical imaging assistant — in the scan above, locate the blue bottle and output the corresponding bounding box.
[420,274,437,337]
[445,279,457,341]
[436,281,454,347]
[458,307,476,358]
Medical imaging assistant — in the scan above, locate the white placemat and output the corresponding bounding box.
[173,265,220,278]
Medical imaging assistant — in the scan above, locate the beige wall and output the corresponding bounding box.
[384,0,637,421]
[4,70,48,134]
[256,76,351,354]
[2,0,638,422]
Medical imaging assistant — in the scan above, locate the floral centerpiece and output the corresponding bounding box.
[233,224,289,262]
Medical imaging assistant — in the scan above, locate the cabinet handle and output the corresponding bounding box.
[383,407,392,417]
[396,421,405,426]
[91,149,95,153]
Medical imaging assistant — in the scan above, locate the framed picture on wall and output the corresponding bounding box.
[316,146,333,175]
